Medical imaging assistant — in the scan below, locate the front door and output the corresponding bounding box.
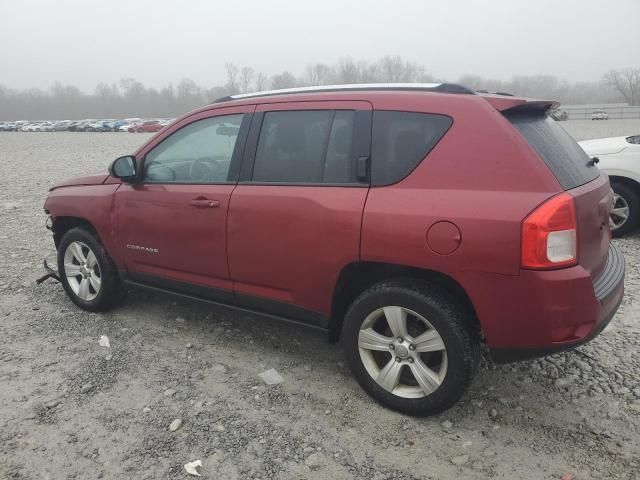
[227,101,372,323]
[113,105,253,298]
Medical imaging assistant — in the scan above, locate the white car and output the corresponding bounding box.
[591,110,609,120]
[579,134,640,236]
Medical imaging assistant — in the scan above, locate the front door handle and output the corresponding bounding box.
[189,198,220,208]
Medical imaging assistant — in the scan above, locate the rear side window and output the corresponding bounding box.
[252,110,356,184]
[506,112,599,189]
[371,111,452,185]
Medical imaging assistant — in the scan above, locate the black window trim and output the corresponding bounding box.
[139,112,253,186]
[369,109,454,187]
[238,108,372,187]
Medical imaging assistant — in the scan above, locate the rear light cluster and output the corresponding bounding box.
[521,193,578,270]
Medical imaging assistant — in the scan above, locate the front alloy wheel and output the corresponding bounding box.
[609,182,639,237]
[57,227,123,311]
[63,241,102,301]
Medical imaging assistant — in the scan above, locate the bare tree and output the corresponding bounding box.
[1,56,635,120]
[304,63,332,86]
[333,58,361,84]
[240,66,254,93]
[604,68,640,105]
[225,62,240,93]
[255,72,268,91]
[270,71,297,90]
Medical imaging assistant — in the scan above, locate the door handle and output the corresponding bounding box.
[189,198,220,208]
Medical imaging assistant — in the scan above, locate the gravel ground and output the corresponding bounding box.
[1,121,639,480]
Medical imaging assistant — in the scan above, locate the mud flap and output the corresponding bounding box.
[36,259,62,284]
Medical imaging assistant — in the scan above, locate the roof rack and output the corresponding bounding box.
[476,89,515,97]
[213,82,475,103]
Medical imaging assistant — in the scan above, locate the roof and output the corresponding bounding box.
[213,83,475,103]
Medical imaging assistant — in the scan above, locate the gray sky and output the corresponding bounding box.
[1,0,639,92]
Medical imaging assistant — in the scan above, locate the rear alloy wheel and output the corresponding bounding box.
[342,280,478,416]
[358,306,448,399]
[610,182,639,237]
[58,227,123,311]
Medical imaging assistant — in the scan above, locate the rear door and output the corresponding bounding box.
[506,111,611,277]
[227,101,372,323]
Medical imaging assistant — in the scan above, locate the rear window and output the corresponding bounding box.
[371,111,452,185]
[506,112,599,189]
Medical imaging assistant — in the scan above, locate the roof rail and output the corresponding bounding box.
[213,82,474,103]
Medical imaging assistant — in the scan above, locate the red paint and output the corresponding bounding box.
[44,88,623,354]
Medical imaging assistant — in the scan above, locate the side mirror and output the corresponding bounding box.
[108,155,137,183]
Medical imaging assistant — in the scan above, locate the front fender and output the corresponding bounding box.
[44,184,122,267]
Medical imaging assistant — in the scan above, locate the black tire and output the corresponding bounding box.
[57,227,124,312]
[610,181,640,238]
[342,280,479,416]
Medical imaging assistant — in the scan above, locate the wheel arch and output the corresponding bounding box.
[51,216,99,249]
[329,261,481,342]
[609,174,640,195]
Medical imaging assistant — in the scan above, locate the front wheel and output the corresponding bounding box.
[610,181,639,237]
[57,227,124,311]
[342,280,478,416]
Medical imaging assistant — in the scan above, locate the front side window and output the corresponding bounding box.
[252,110,356,184]
[143,114,243,183]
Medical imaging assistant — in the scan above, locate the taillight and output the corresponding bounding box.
[521,193,578,269]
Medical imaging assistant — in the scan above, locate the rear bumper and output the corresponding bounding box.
[459,243,625,363]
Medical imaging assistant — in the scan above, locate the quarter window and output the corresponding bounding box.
[371,111,452,185]
[143,114,243,183]
[252,110,356,184]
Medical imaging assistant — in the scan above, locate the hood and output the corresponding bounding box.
[578,136,629,156]
[49,173,109,191]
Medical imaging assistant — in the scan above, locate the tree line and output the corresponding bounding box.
[0,56,638,120]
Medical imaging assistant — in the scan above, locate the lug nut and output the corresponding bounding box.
[397,337,404,343]
[408,358,414,363]
[389,344,395,350]
[409,344,415,351]
[395,357,401,363]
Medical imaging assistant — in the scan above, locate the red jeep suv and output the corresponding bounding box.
[43,84,624,415]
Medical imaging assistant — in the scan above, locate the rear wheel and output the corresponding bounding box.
[57,228,123,311]
[342,280,478,416]
[610,181,639,237]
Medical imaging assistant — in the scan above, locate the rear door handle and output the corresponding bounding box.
[189,198,220,208]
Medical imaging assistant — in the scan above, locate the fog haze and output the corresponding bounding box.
[1,0,639,91]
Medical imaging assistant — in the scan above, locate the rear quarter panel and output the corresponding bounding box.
[361,94,562,278]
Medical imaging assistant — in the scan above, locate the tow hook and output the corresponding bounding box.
[36,259,62,284]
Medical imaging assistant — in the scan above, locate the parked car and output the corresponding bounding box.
[53,121,71,131]
[87,120,116,132]
[579,134,640,236]
[550,109,568,121]
[129,120,163,133]
[43,84,624,416]
[592,110,609,120]
[76,120,96,132]
[111,120,130,131]
[0,121,16,131]
[25,123,43,132]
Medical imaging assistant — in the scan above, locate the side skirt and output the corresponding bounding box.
[122,278,330,335]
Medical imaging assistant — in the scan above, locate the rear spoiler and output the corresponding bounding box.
[479,94,560,114]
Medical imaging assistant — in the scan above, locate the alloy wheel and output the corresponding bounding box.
[358,306,448,399]
[610,193,630,231]
[63,241,102,301]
